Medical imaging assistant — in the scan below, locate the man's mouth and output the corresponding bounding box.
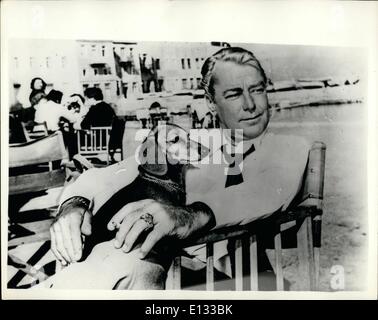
[240,113,263,122]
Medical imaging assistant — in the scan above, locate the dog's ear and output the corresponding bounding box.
[138,132,168,176]
[206,98,217,113]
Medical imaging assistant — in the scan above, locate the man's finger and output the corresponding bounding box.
[139,227,165,259]
[122,219,151,253]
[69,215,83,261]
[50,228,65,265]
[114,211,141,248]
[107,199,154,231]
[59,217,77,262]
[81,211,92,236]
[53,223,71,264]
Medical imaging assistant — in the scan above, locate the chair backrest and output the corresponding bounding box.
[108,117,126,152]
[77,126,111,161]
[9,131,67,168]
[22,121,49,141]
[9,131,68,195]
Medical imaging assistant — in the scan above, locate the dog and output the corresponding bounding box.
[83,123,208,255]
[34,123,209,289]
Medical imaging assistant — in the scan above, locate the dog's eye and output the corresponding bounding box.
[168,135,180,143]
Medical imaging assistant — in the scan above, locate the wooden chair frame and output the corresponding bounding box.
[8,131,74,288]
[7,153,99,288]
[21,121,49,141]
[9,131,69,195]
[77,126,112,164]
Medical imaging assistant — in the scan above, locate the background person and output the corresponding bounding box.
[64,93,88,130]
[17,90,46,133]
[60,93,88,158]
[81,87,115,129]
[34,89,79,132]
[30,77,47,92]
[28,77,47,109]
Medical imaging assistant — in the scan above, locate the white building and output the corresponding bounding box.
[8,39,227,110]
[77,40,119,102]
[137,42,226,92]
[9,39,82,107]
[112,42,143,98]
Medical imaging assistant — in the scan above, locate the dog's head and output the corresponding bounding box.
[138,123,208,177]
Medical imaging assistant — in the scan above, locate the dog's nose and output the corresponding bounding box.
[187,138,210,162]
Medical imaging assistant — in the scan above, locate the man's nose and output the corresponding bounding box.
[242,92,256,112]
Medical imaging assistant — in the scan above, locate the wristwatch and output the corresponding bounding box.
[54,196,92,222]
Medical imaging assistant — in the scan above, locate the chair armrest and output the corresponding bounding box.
[181,204,322,249]
[182,223,251,247]
[72,154,94,173]
[299,141,326,209]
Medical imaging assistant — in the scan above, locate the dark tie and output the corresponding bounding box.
[222,143,255,188]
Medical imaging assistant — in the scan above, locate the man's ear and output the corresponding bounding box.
[138,134,168,176]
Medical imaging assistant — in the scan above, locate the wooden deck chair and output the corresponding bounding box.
[8,131,72,288]
[9,131,69,195]
[22,121,49,141]
[77,126,112,165]
[7,153,95,288]
[166,141,326,291]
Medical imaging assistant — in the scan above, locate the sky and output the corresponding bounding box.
[234,42,366,82]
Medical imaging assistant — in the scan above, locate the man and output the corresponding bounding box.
[182,47,310,283]
[81,87,116,129]
[44,47,309,289]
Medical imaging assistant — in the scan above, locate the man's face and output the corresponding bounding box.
[34,79,43,90]
[212,61,270,140]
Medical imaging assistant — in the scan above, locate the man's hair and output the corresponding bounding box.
[200,47,267,101]
[84,87,103,101]
[70,93,85,104]
[30,77,47,91]
[29,90,45,106]
[46,89,63,104]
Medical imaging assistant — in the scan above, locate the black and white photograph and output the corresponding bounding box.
[1,1,377,300]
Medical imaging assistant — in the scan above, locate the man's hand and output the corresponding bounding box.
[107,199,215,259]
[50,205,92,265]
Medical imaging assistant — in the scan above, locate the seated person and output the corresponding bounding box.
[46,89,63,104]
[37,47,310,290]
[34,90,79,132]
[17,91,45,129]
[26,77,47,122]
[81,87,115,129]
[64,94,88,130]
[30,77,47,93]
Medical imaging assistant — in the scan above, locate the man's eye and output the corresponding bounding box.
[225,93,240,99]
[168,136,180,143]
[251,87,265,94]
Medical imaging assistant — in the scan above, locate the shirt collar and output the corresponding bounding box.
[221,128,267,153]
[190,128,267,168]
